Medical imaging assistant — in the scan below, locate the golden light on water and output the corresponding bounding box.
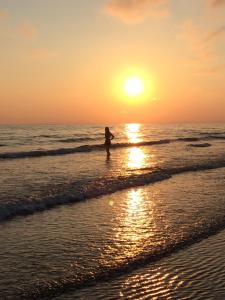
[126,190,145,232]
[113,189,157,259]
[108,123,159,260]
[121,266,173,299]
[126,123,141,143]
[120,189,147,254]
[127,147,145,169]
[125,124,146,169]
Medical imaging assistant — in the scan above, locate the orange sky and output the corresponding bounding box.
[0,0,225,124]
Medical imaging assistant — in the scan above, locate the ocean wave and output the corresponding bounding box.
[176,137,200,142]
[57,137,96,143]
[1,160,225,224]
[0,134,224,160]
[0,145,96,159]
[0,138,191,160]
[200,132,225,139]
[38,134,62,138]
[200,131,225,136]
[207,135,225,140]
[188,143,212,148]
[14,213,225,300]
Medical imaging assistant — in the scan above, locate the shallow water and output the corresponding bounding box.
[1,168,225,299]
[0,124,225,222]
[0,123,225,299]
[65,228,225,300]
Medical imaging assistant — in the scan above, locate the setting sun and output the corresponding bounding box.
[124,77,144,97]
[114,68,154,105]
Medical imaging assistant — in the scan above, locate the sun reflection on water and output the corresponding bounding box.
[126,123,142,144]
[124,123,157,172]
[116,189,174,298]
[113,189,157,259]
[127,147,146,169]
[125,190,146,242]
[121,266,173,299]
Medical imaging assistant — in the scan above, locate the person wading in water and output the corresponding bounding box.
[104,127,114,157]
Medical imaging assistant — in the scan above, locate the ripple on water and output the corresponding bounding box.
[1,168,225,299]
[68,229,225,300]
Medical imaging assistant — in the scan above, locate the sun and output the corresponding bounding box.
[124,77,144,97]
[113,67,153,103]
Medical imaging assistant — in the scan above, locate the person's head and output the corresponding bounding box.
[105,127,109,133]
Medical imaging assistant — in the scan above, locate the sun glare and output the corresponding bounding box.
[113,67,154,104]
[124,77,144,97]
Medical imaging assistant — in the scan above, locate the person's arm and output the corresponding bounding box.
[110,133,114,140]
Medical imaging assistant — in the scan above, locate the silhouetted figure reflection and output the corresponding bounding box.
[105,127,114,157]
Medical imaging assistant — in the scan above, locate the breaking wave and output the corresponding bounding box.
[57,137,96,143]
[188,143,212,148]
[1,159,225,223]
[1,134,224,160]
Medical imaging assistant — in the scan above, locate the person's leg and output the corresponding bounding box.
[105,145,110,156]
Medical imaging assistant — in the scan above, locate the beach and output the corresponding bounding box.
[0,123,225,299]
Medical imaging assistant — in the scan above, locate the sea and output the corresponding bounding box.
[0,123,225,299]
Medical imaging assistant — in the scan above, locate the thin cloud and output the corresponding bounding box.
[17,20,38,39]
[30,48,59,61]
[180,21,213,60]
[179,21,225,74]
[104,0,169,24]
[206,25,225,41]
[0,9,9,20]
[209,0,225,7]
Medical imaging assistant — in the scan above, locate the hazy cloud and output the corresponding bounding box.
[0,9,9,20]
[104,0,169,24]
[180,21,213,60]
[17,20,38,39]
[30,48,58,61]
[179,21,225,74]
[209,0,225,7]
[206,25,225,40]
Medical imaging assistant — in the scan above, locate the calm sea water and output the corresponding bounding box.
[0,123,225,299]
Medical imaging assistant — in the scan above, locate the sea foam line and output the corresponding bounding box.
[0,159,225,223]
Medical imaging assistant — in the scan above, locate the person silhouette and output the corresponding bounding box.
[105,127,114,157]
